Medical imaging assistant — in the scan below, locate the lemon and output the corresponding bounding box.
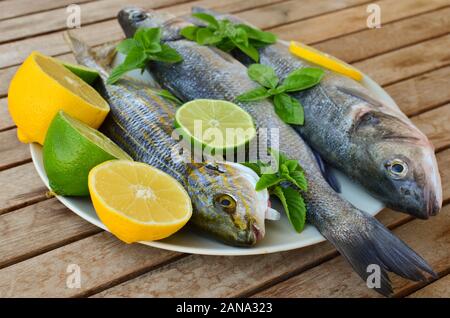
[8,51,109,145]
[175,99,256,154]
[289,41,362,81]
[43,111,132,196]
[62,62,99,85]
[88,160,192,243]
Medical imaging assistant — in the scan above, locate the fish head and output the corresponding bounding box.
[186,162,269,246]
[355,108,442,219]
[118,7,185,39]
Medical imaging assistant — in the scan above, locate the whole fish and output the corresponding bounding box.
[64,33,274,247]
[189,7,443,219]
[118,8,435,296]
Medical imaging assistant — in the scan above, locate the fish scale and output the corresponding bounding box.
[117,7,437,296]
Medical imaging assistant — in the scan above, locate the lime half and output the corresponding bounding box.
[175,99,256,154]
[43,111,132,196]
[62,61,99,85]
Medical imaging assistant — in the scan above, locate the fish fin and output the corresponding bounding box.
[311,149,341,193]
[321,212,436,296]
[191,6,245,24]
[337,86,383,108]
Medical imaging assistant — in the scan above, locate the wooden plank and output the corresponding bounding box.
[0,98,14,130]
[237,0,369,30]
[0,0,95,21]
[253,201,450,298]
[0,198,100,269]
[412,104,450,152]
[315,6,450,63]
[385,66,450,117]
[0,162,48,215]
[0,0,190,44]
[269,0,449,44]
[408,274,450,297]
[0,232,179,297]
[354,34,450,86]
[0,129,30,170]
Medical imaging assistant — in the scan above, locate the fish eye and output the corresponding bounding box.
[214,194,237,213]
[205,163,225,173]
[385,159,408,179]
[131,11,147,21]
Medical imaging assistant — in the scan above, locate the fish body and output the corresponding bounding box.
[118,8,436,296]
[65,34,270,247]
[189,7,442,219]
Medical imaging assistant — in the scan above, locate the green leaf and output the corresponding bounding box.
[284,159,299,173]
[148,88,182,105]
[233,27,249,46]
[145,42,162,54]
[289,170,308,191]
[268,147,288,169]
[267,86,286,95]
[192,13,220,29]
[236,24,277,44]
[234,41,259,62]
[241,162,262,176]
[116,39,139,55]
[107,47,146,84]
[282,67,324,92]
[134,27,161,48]
[150,44,183,63]
[217,38,236,52]
[236,87,271,102]
[279,187,306,233]
[255,173,281,191]
[180,26,199,41]
[196,28,223,45]
[247,64,279,88]
[273,93,304,125]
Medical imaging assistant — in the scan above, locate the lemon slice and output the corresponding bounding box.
[289,41,362,81]
[175,99,256,153]
[8,51,109,145]
[88,160,192,243]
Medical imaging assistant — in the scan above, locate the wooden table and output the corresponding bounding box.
[0,0,449,298]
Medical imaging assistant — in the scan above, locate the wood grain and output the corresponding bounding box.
[253,202,450,298]
[0,98,13,130]
[408,274,450,297]
[315,6,450,63]
[0,198,100,269]
[412,104,450,151]
[0,129,30,170]
[0,0,95,21]
[269,0,449,43]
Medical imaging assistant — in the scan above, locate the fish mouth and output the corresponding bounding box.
[425,187,441,218]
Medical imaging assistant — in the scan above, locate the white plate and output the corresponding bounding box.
[30,73,394,256]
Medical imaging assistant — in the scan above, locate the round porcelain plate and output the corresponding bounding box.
[30,72,393,256]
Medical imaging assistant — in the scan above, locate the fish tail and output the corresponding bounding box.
[63,31,115,78]
[315,211,436,296]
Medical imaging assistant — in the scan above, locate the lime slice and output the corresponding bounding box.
[43,111,132,196]
[62,61,99,85]
[175,99,256,153]
[289,41,362,81]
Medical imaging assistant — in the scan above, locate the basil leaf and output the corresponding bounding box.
[107,47,146,84]
[145,42,162,54]
[274,187,306,233]
[236,24,277,44]
[150,44,183,63]
[255,173,281,191]
[116,39,139,55]
[192,13,220,29]
[267,86,286,95]
[217,38,236,52]
[196,28,223,45]
[273,93,304,125]
[283,67,324,92]
[234,41,259,62]
[247,64,279,88]
[147,88,182,105]
[180,26,199,41]
[233,27,248,47]
[144,27,161,46]
[236,87,271,102]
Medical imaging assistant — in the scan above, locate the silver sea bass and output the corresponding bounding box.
[118,8,436,296]
[190,7,443,220]
[65,33,272,247]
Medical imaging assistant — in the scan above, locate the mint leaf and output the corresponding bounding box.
[247,64,279,88]
[180,26,199,41]
[196,28,222,45]
[236,87,271,102]
[241,162,262,176]
[234,41,259,62]
[116,39,139,55]
[148,88,182,105]
[236,24,277,44]
[269,147,287,168]
[273,187,306,233]
[255,173,281,191]
[289,170,308,191]
[149,44,182,63]
[192,13,220,29]
[107,47,146,84]
[282,67,324,92]
[284,159,299,173]
[134,27,161,48]
[233,27,249,46]
[273,93,304,125]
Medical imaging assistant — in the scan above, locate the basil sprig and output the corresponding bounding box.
[180,13,277,62]
[107,27,183,84]
[237,64,324,125]
[243,149,307,233]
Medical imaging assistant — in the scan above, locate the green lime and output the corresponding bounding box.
[62,62,99,85]
[43,111,132,196]
[175,99,256,154]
